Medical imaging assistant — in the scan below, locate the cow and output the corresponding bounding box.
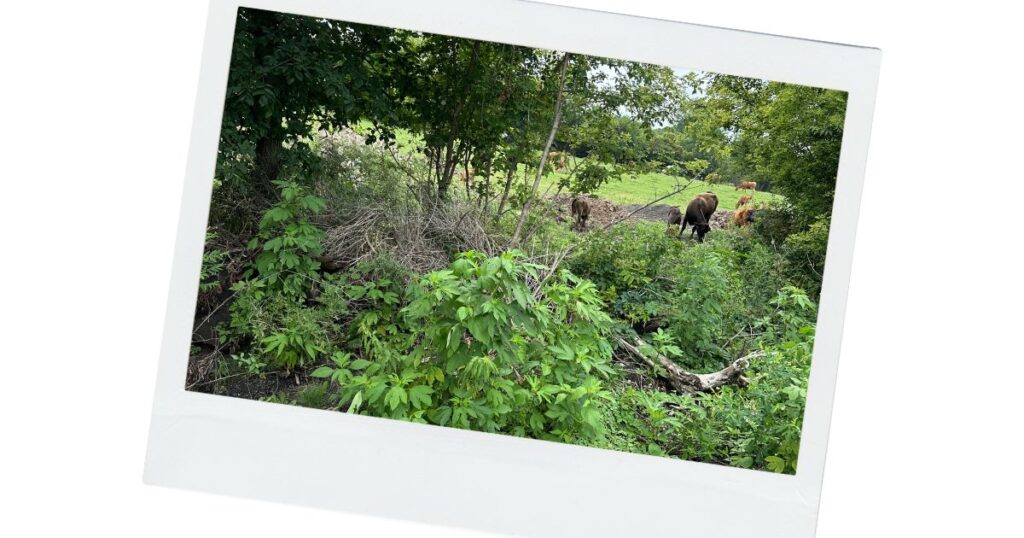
[736,195,752,208]
[458,167,475,195]
[548,151,568,171]
[732,207,756,227]
[570,197,590,231]
[678,192,719,242]
[736,180,757,191]
[666,206,683,234]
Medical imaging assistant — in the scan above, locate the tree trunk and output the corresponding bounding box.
[251,134,284,195]
[509,53,572,247]
[494,160,517,222]
[615,335,764,394]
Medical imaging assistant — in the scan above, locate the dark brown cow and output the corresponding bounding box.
[666,206,683,234]
[736,180,757,191]
[679,192,719,242]
[570,197,590,231]
[736,195,752,208]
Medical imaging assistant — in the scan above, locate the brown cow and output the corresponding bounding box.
[679,192,719,242]
[570,197,590,231]
[548,151,568,171]
[732,207,756,227]
[666,206,683,234]
[736,195,752,208]
[736,180,757,191]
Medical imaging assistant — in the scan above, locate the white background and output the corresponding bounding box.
[1,1,1019,537]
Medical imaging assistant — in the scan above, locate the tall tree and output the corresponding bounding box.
[217,8,400,198]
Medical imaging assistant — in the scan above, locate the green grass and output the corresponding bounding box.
[349,120,783,210]
[539,169,783,211]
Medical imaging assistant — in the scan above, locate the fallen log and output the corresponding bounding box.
[615,336,765,394]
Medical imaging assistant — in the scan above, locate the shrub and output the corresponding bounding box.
[751,200,804,248]
[782,215,830,298]
[703,227,789,330]
[601,287,816,473]
[246,179,326,299]
[568,223,683,303]
[312,250,619,445]
[661,247,736,370]
[225,279,337,371]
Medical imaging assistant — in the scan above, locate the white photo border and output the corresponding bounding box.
[144,1,880,536]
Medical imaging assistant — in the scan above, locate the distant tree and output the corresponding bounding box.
[679,73,847,222]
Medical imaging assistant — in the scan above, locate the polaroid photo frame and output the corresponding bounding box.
[144,1,880,536]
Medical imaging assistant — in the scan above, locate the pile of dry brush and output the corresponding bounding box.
[318,198,500,274]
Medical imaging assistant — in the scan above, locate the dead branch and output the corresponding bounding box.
[615,335,764,394]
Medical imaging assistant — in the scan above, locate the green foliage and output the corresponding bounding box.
[568,224,683,304]
[662,248,734,369]
[217,9,401,189]
[296,382,335,409]
[232,353,267,376]
[602,287,816,472]
[782,216,831,299]
[199,232,228,294]
[312,251,618,444]
[679,73,846,222]
[246,180,326,299]
[226,279,336,371]
[752,200,804,247]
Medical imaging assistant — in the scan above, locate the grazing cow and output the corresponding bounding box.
[570,197,590,231]
[679,192,719,242]
[736,180,757,191]
[732,207,756,227]
[666,206,683,234]
[548,151,568,171]
[736,195,752,208]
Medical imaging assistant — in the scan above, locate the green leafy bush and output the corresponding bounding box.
[246,179,326,299]
[751,200,804,248]
[602,286,816,473]
[312,250,619,444]
[782,216,830,298]
[568,223,682,304]
[662,248,734,369]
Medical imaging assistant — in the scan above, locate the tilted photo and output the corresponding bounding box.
[187,7,848,475]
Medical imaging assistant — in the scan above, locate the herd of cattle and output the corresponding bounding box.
[568,180,763,243]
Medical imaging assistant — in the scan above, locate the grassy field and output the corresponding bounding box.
[350,122,783,210]
[539,168,784,211]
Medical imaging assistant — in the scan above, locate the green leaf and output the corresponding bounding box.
[349,359,372,370]
[347,391,363,413]
[385,386,408,411]
[408,385,434,410]
[310,366,334,378]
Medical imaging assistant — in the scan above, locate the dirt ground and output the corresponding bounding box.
[552,193,736,232]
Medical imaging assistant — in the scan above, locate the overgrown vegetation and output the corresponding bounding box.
[187,7,848,475]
